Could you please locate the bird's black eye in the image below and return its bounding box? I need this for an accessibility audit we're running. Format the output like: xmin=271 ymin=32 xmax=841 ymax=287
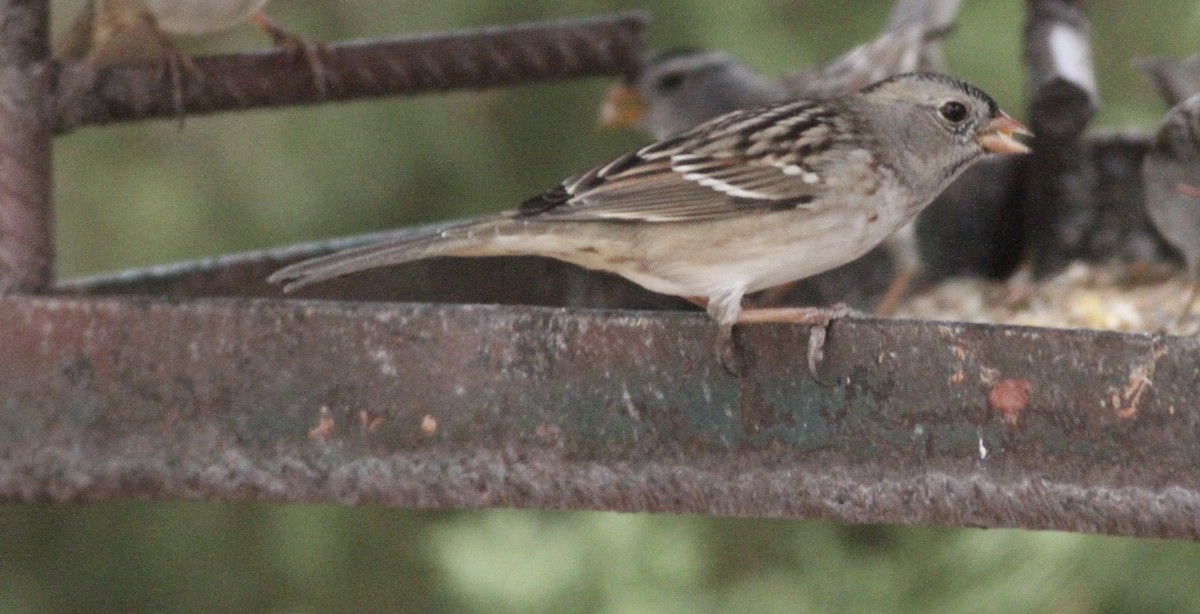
xmin=939 ymin=100 xmax=969 ymax=123
xmin=655 ymin=72 xmax=685 ymax=92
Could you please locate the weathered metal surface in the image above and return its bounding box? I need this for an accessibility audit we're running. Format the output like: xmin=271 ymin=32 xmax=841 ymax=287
xmin=0 ymin=0 xmax=53 ymax=291
xmin=1 ymin=294 xmax=1197 ymax=539
xmin=48 ymin=12 xmax=648 ymax=133
xmin=4 ymin=1 xmax=1196 ymax=542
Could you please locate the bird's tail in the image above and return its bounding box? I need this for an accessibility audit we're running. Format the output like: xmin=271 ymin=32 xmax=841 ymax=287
xmin=268 ymin=216 xmax=519 ymax=292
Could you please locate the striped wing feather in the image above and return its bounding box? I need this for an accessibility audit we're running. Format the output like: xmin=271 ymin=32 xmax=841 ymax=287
xmin=514 ymin=102 xmax=848 ymax=222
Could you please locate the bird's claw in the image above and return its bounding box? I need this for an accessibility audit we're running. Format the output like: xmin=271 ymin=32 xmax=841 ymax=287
xmin=157 ymin=43 xmax=203 ymax=127
xmin=807 ymin=324 xmax=828 ymax=383
xmin=715 ymin=323 xmax=747 ymax=375
xmin=715 ymin=302 xmax=852 ymax=382
xmin=249 ymin=11 xmax=330 ymax=97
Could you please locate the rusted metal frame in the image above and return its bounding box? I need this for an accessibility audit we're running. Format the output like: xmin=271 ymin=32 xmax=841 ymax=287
xmin=48 ymin=11 xmax=649 ymax=134
xmin=0 ymin=0 xmax=53 ymax=292
xmin=1 ymin=292 xmax=1197 ymax=540
xmin=2 ymin=8 xmax=648 ymax=289
xmin=2 ymin=1 xmax=1197 ymax=541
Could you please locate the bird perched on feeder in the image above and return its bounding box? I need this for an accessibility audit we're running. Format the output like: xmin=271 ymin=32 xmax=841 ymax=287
xmin=597 ymin=0 xmax=962 ymax=315
xmin=55 ymin=0 xmax=328 ymax=111
xmin=270 ymin=73 xmax=1031 ymax=376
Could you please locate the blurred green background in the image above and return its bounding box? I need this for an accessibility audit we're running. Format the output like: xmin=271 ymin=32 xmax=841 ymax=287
xmin=3 ymin=0 xmax=1200 ymax=612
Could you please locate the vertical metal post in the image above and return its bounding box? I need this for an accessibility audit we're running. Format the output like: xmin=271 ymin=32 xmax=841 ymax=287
xmin=0 ymin=0 xmax=53 ymax=292
xmin=1021 ymin=0 xmax=1100 ymax=275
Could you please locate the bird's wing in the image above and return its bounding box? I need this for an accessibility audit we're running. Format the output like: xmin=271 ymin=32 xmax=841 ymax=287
xmin=1135 ymin=55 xmax=1200 ymax=108
xmin=514 ymin=101 xmax=852 ymax=222
xmin=885 ymin=0 xmax=962 ymax=32
xmin=781 ymin=26 xmax=933 ymax=99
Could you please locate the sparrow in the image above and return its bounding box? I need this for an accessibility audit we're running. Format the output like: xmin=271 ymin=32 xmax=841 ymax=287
xmin=270 ymin=73 xmax=1032 ymax=376
xmin=598 ymin=4 xmax=959 ymax=316
xmin=55 ymin=0 xmax=328 ymax=111
xmin=1141 ymin=93 xmax=1200 ymax=325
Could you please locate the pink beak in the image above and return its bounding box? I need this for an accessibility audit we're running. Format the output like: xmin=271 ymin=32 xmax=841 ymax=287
xmin=975 ymin=111 xmax=1033 ymax=155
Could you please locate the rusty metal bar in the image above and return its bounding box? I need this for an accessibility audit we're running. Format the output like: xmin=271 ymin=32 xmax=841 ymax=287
xmin=48 ymin=12 xmax=648 ymax=133
xmin=2 ymin=1 xmax=1196 ymax=542
xmin=0 ymin=0 xmax=53 ymax=292
xmin=1 ymin=292 xmax=1197 ymax=540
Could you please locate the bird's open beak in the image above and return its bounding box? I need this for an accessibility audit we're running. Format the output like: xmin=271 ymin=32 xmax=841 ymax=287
xmin=598 ymin=83 xmax=647 ymax=128
xmin=975 ymin=111 xmax=1033 ymax=154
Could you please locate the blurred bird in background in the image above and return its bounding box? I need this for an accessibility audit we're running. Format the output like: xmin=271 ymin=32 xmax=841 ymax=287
xmin=55 ymin=0 xmax=328 ymax=110
xmin=1142 ymin=94 xmax=1200 ymax=325
xmin=1135 ymin=53 xmax=1200 ymax=326
xmin=598 ymin=0 xmax=963 ymax=315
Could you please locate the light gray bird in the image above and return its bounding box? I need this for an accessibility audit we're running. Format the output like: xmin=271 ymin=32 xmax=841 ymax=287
xmin=598 ymin=2 xmax=961 ymax=315
xmin=1142 ymin=93 xmax=1200 ymax=325
xmin=271 ymin=73 xmax=1031 ymax=375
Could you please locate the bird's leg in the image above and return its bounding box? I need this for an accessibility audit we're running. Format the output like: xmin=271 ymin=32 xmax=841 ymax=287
xmin=247 ymin=11 xmax=329 ymax=96
xmin=1176 ymin=279 xmax=1200 ymax=328
xmin=56 ymin=1 xmax=198 ymax=123
xmin=750 ymin=283 xmax=795 ymax=308
xmin=875 ymin=224 xmax=920 ymax=316
xmin=873 ymin=268 xmax=916 ymax=316
xmin=704 ymin=292 xmax=747 ymax=375
xmin=704 ymin=288 xmax=850 ymax=381
xmin=736 ymin=303 xmax=852 ymax=384
xmin=95 ymin=6 xmax=201 ymax=124
xmin=151 ymin=34 xmax=202 ymax=125
xmin=55 ymin=0 xmax=99 ymax=61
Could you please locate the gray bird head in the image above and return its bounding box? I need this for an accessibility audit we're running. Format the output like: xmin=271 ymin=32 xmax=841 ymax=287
xmin=599 ymin=48 xmax=788 ymax=139
xmin=852 ymin=72 xmax=1030 ymax=196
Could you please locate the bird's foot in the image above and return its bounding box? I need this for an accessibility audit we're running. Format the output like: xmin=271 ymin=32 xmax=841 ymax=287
xmin=736 ymin=303 xmax=853 ymax=384
xmin=248 ymin=11 xmax=330 ymax=96
xmin=715 ymin=323 xmax=748 ymax=375
xmin=155 ymin=39 xmax=202 ymax=126
xmin=1174 ymin=280 xmax=1200 ymax=330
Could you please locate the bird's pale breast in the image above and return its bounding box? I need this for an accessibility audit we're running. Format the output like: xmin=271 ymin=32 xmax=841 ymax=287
xmin=145 ymin=0 xmax=270 ymax=34
xmin=570 ymin=159 xmax=914 ymax=298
